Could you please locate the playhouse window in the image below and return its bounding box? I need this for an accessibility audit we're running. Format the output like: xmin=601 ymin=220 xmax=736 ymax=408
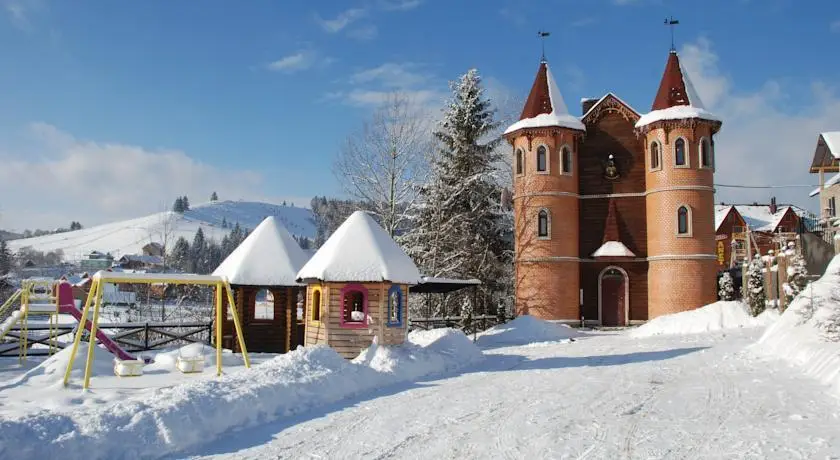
xmin=311 ymin=288 xmax=322 ymax=322
xmin=536 ymin=145 xmax=547 ymax=172
xmin=340 ymin=284 xmax=368 ymax=327
xmin=387 ymin=285 xmax=402 ymax=327
xmin=561 ymin=146 xmax=572 ymax=175
xmin=254 ymin=289 xmax=274 ymax=320
xmin=650 ymin=141 xmax=661 ymax=170
xmin=675 ymin=138 xmax=687 ymax=167
xmin=515 ymin=149 xmax=523 ymax=175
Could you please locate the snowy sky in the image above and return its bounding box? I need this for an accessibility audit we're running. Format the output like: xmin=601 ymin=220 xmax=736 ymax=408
xmin=1 ymin=0 xmax=839 ymax=230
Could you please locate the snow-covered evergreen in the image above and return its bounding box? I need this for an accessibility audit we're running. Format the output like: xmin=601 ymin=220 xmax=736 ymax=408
xmin=747 ymin=256 xmax=766 ymax=317
xmin=718 ymin=271 xmax=736 ymax=301
xmin=784 ymin=250 xmax=809 ymax=306
xmin=402 ymin=69 xmax=512 ymax=318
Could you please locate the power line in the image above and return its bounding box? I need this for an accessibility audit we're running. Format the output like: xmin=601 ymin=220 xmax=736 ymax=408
xmin=714 ymin=183 xmax=819 ymax=189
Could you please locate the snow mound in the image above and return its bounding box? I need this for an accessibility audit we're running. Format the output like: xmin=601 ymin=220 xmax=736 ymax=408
xmin=755 ymin=255 xmax=840 ymax=396
xmin=7 ymin=343 xmax=117 ymax=389
xmin=476 ymin=315 xmax=581 ymax=347
xmin=0 ymin=330 xmax=484 ymax=459
xmin=630 ymin=301 xmax=779 ymax=338
xmin=146 ymin=343 xmax=244 ymax=371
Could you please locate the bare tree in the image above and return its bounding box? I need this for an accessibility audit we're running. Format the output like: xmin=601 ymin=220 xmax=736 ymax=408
xmin=333 ymin=93 xmax=431 ymax=237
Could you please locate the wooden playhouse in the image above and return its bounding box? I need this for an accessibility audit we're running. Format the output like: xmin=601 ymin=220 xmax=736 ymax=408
xmin=296 ymin=211 xmax=422 ymax=358
xmin=212 ymin=216 xmax=310 ymax=353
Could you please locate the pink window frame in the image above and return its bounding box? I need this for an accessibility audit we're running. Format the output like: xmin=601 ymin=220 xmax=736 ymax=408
xmin=339 ymin=284 xmax=369 ymax=329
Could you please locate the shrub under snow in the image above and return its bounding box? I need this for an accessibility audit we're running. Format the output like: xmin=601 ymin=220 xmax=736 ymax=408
xmin=476 ymin=315 xmax=581 ymax=347
xmin=629 ymin=301 xmax=778 ymax=338
xmin=756 ymin=255 xmax=840 ymax=396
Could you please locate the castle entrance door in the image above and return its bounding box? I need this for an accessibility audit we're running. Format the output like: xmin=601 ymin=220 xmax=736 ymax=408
xmin=599 ymin=267 xmax=628 ymax=326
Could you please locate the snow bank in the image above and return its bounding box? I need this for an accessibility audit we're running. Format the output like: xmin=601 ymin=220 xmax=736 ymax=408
xmin=476 ymin=315 xmax=581 ymax=347
xmin=755 ymin=255 xmax=840 ymax=396
xmin=630 ymin=301 xmax=779 ymax=338
xmin=0 ymin=330 xmax=483 ymax=460
xmin=4 ymin=343 xmax=118 ymax=389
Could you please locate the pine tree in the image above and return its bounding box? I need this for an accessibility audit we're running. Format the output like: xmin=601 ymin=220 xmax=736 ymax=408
xmin=182 ymin=196 xmax=191 ymax=211
xmin=168 ymin=237 xmax=191 ymax=272
xmin=747 ymin=256 xmax=766 ymax=316
xmin=210 ymin=191 xmax=218 ymax=201
xmin=190 ymin=227 xmax=207 ymax=273
xmin=784 ymin=251 xmax=809 ymax=305
xmin=402 ymin=68 xmax=510 ymax=318
xmin=206 ymin=240 xmax=223 ymax=273
xmin=0 ymin=239 xmax=12 ymax=275
xmin=718 ymin=271 xmax=736 ymax=301
xmin=221 ymin=217 xmax=228 ymax=229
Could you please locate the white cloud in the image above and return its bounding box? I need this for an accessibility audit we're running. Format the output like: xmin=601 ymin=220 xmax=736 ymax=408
xmin=343 ymin=89 xmax=442 ymax=107
xmin=0 ymin=123 xmax=268 ymax=230
xmin=831 ymin=20 xmax=840 ymax=33
xmin=379 ymin=0 xmax=422 ymax=11
xmin=3 ymin=0 xmax=43 ymax=30
xmin=349 ymin=62 xmax=431 ymax=88
xmin=347 ymin=24 xmax=378 ymax=41
xmin=267 ymin=50 xmax=329 ymax=73
xmin=315 ymin=8 xmax=367 ymax=33
xmin=678 ymin=38 xmax=840 ymax=211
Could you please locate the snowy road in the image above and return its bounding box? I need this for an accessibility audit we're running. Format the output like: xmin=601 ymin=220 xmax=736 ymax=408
xmin=188 ymin=330 xmax=840 ymax=459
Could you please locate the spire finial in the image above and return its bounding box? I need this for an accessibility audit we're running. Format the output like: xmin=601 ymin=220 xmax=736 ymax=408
xmin=664 ymin=16 xmax=679 ymax=52
xmin=537 ymin=30 xmax=550 ymax=62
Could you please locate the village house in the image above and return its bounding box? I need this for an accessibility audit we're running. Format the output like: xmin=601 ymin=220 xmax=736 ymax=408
xmin=809 ymin=131 xmax=839 ymax=241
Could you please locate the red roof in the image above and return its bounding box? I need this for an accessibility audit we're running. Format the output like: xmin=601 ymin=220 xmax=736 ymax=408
xmin=519 ymin=62 xmax=553 ymax=120
xmin=652 ymin=51 xmax=691 ymax=111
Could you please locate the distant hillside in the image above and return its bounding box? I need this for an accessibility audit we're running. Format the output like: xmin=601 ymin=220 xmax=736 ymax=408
xmin=0 ymin=230 xmax=22 ymax=241
xmin=7 ymin=200 xmax=316 ymax=262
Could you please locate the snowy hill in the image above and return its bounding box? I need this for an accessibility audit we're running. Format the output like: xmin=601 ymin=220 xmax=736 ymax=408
xmin=7 ymin=200 xmax=315 ymax=262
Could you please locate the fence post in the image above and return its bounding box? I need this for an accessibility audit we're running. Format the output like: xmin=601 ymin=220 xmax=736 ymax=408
xmin=144 ymin=322 xmax=150 ymax=350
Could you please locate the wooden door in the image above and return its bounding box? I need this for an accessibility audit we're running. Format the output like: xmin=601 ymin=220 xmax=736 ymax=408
xmin=600 ymin=268 xmax=627 ymax=326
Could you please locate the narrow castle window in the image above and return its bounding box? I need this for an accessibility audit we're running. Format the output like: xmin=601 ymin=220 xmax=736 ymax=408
xmin=311 ymin=288 xmax=322 ymax=323
xmin=515 ymin=149 xmax=523 ymax=175
xmin=677 ymin=206 xmax=691 ymax=235
xmin=675 ymin=138 xmax=687 ymax=167
xmin=700 ymin=138 xmax=713 ymax=168
xmin=538 ymin=209 xmax=550 ymax=238
xmin=537 ymin=146 xmax=547 ymax=172
xmin=650 ymin=141 xmax=661 ymax=170
xmin=561 ymin=146 xmax=572 ymax=175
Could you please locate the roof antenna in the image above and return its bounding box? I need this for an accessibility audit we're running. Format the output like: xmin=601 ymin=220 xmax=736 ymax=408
xmin=664 ymin=16 xmax=679 ymax=52
xmin=538 ymin=30 xmax=550 ymax=63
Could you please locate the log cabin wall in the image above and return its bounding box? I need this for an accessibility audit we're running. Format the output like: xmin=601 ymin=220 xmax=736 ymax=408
xmin=220 ymin=285 xmax=298 ymax=353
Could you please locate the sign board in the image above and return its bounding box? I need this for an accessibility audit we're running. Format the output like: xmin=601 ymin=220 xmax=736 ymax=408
xmin=717 ymin=241 xmax=726 ymax=265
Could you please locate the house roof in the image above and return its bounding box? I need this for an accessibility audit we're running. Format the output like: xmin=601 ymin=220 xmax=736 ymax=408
xmin=296 ymin=211 xmax=421 ymax=284
xmin=117 ymin=254 xmax=163 ymax=264
xmin=580 ymin=92 xmax=640 ymax=122
xmin=504 ymin=60 xmax=585 ymax=135
xmin=809 ymin=132 xmax=840 ymax=173
xmin=635 ymin=50 xmax=721 ymax=130
xmin=212 ymin=216 xmax=309 ymax=286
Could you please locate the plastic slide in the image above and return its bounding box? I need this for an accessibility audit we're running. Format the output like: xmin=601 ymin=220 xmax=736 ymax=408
xmin=56 ymin=282 xmax=136 ymax=362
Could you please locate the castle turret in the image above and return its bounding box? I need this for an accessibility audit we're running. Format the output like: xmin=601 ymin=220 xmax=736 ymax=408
xmin=636 ymin=50 xmax=722 ymax=318
xmin=504 ymin=60 xmax=585 ymax=321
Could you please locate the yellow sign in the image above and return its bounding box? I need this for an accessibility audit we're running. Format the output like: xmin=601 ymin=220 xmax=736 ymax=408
xmin=717 ymin=241 xmax=725 ymax=265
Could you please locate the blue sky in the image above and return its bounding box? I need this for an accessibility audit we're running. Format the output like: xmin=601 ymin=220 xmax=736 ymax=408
xmin=1 ymin=0 xmax=839 ymax=230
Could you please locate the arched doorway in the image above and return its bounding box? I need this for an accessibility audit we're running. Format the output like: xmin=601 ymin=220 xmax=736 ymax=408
xmin=599 ymin=266 xmax=629 ymax=326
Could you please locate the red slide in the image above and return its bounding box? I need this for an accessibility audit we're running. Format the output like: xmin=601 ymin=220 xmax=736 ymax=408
xmin=57 ymin=282 xmax=137 ymax=361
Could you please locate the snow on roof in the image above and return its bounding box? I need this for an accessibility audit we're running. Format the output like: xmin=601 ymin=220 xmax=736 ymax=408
xmin=825 ymin=171 xmax=840 ymax=188
xmin=92 ymin=271 xmax=223 ymax=284
xmin=810 ymin=187 xmax=822 ymax=197
xmin=581 ymin=92 xmax=640 ymax=120
xmin=734 ymin=205 xmax=801 ymax=232
xmin=296 ymin=211 xmax=421 ymax=284
xmin=212 ymin=216 xmax=309 ymax=286
xmin=635 ymin=105 xmax=721 ymax=129
xmin=715 ymin=205 xmax=734 ymax=231
xmin=821 ymin=131 xmax=840 ymax=158
xmin=504 ymin=62 xmax=585 ymax=135
xmin=592 ymin=241 xmax=636 ymax=258
xmin=419 ymin=276 xmax=481 ymax=285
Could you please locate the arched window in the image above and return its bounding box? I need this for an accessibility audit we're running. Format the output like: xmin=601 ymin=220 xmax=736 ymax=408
xmin=700 ymin=137 xmax=713 ymax=168
xmin=536 ymin=145 xmax=547 ymax=172
xmin=310 ymin=287 xmax=322 ymax=323
xmin=254 ymin=289 xmax=274 ymax=320
xmin=340 ymin=284 xmax=368 ymax=328
xmin=561 ymin=146 xmax=572 ymax=175
xmin=515 ymin=149 xmax=524 ymax=175
xmin=387 ymin=285 xmax=403 ymax=327
xmin=650 ymin=141 xmax=661 ymax=171
xmin=677 ymin=206 xmax=691 ymax=236
xmin=537 ymin=209 xmax=550 ymax=239
xmin=675 ymin=138 xmax=687 ymax=167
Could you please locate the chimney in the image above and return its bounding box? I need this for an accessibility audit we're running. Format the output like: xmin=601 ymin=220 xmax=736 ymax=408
xmin=769 ymin=196 xmax=777 ymax=214
xmin=581 ymin=98 xmax=598 ymax=115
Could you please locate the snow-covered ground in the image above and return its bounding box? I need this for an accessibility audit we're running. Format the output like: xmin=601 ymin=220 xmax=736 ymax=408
xmin=7 ymin=200 xmax=315 ymax=260
xmin=630 ymin=300 xmax=779 ymax=338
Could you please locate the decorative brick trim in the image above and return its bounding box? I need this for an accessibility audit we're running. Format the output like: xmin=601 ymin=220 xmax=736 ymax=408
xmin=647 ymin=254 xmax=717 ymax=261
xmin=521 ymin=254 xmax=716 ymax=262
xmin=513 ymin=185 xmax=715 ymax=201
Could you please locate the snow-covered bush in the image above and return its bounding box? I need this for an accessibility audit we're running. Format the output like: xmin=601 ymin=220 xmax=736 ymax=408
xmin=718 ymin=272 xmax=736 ymax=301
xmin=747 ymin=255 xmax=766 ymax=317
xmin=784 ymin=251 xmax=809 ymax=306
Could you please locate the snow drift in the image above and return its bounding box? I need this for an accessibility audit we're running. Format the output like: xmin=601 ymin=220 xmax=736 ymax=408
xmin=755 ymin=255 xmax=840 ymax=396
xmin=0 ymin=329 xmax=483 ymax=460
xmin=476 ymin=315 xmax=581 ymax=347
xmin=630 ymin=301 xmax=779 ymax=338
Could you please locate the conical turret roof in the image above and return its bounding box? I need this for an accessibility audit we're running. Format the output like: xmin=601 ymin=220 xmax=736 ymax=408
xmin=296 ymin=211 xmax=421 ymax=284
xmin=504 ymin=61 xmax=585 ymax=135
xmin=212 ymin=216 xmax=309 ymax=286
xmin=635 ymin=50 xmax=721 ymax=129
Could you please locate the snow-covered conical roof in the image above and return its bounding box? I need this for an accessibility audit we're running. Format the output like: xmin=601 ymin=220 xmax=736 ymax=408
xmin=635 ymin=50 xmax=721 ymax=129
xmin=504 ymin=61 xmax=585 ymax=135
xmin=296 ymin=211 xmax=421 ymax=284
xmin=212 ymin=216 xmax=309 ymax=286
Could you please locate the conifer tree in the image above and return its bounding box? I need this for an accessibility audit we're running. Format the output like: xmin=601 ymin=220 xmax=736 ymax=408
xmin=402 ymin=68 xmax=510 ymax=317
xmin=168 ymin=237 xmax=191 ymax=272
xmin=210 ymin=191 xmax=218 ymax=201
xmin=182 ymin=196 xmax=191 ymax=211
xmin=747 ymin=256 xmax=766 ymax=316
xmin=190 ymin=227 xmax=207 ymax=273
xmin=784 ymin=251 xmax=809 ymax=305
xmin=718 ymin=271 xmax=736 ymax=301
xmin=172 ymin=197 xmax=184 ymax=213
xmin=0 ymin=239 xmax=12 ymax=275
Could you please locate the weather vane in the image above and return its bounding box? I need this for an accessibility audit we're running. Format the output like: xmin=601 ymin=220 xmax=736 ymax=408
xmin=537 ymin=30 xmax=550 ymax=62
xmin=664 ymin=16 xmax=679 ymax=51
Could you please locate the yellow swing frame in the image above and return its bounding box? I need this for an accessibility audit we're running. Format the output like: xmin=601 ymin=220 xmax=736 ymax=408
xmin=62 ymin=271 xmax=250 ymax=389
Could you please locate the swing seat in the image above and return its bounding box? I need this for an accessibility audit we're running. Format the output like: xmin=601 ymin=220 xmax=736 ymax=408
xmin=114 ymin=358 xmax=144 ymax=377
xmin=176 ymin=355 xmax=204 ymax=374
